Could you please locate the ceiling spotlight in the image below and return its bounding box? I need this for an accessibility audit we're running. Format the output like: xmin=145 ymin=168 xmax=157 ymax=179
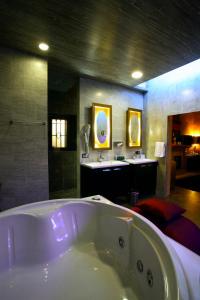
xmin=131 ymin=70 xmax=143 ymax=79
xmin=38 ymin=43 xmax=49 ymax=51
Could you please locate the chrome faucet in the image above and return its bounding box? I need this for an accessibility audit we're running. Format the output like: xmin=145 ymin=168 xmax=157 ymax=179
xmin=135 ymin=150 xmax=141 ymax=159
xmin=98 ymin=151 xmax=105 ymax=162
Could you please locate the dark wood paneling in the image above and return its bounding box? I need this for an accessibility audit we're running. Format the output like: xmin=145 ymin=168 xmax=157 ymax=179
xmin=1 ymin=0 xmax=200 ymax=86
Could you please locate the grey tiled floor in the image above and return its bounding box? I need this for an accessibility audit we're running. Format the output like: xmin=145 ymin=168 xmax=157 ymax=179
xmin=123 ymin=186 xmax=200 ymax=228
xmin=166 ymin=186 xmax=200 ymax=227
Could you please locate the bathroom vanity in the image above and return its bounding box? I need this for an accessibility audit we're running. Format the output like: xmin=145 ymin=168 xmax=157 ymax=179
xmin=126 ymin=159 xmax=158 ymax=199
xmin=81 ymin=159 xmax=158 ymax=202
xmin=81 ymin=161 xmax=129 ymax=202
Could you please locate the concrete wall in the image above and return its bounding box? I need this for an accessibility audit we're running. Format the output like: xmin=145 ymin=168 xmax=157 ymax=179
xmin=0 ymin=47 xmax=48 ymax=209
xmin=79 ymin=77 xmax=144 ymax=162
xmin=144 ymin=59 xmax=200 ymax=196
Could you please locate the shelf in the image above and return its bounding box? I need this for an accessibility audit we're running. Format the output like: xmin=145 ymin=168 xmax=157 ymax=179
xmin=171 ymin=144 xmax=188 ymax=148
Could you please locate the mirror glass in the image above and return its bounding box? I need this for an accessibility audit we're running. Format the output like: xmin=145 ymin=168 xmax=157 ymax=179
xmin=130 ymin=114 xmax=139 ymax=144
xmin=97 ymin=111 xmax=107 ymax=143
xmin=127 ymin=108 xmax=142 ymax=148
xmin=92 ymin=103 xmax=112 ymax=149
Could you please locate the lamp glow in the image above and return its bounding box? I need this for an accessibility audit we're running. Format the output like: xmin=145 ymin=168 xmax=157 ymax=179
xmin=131 ymin=70 xmax=143 ymax=79
xmin=38 ymin=43 xmax=49 ymax=51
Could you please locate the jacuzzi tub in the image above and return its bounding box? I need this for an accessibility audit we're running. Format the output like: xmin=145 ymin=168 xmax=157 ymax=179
xmin=0 ymin=196 xmax=199 ymax=300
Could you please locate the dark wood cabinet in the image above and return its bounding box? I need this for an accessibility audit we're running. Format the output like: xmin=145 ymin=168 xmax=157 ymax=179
xmin=129 ymin=162 xmax=158 ymax=198
xmin=186 ymin=155 xmax=200 ymax=171
xmin=81 ymin=161 xmax=158 ymax=202
xmin=81 ymin=165 xmax=129 ymax=202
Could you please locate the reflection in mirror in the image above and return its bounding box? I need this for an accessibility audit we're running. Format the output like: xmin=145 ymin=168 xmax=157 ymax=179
xmin=127 ymin=108 xmax=142 ymax=148
xmin=92 ymin=103 xmax=112 ymax=149
xmin=130 ymin=114 xmax=139 ymax=144
xmin=97 ymin=111 xmax=107 ymax=144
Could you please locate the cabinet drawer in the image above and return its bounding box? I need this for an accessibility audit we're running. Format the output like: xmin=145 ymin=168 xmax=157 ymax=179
xmin=80 ymin=165 xmax=129 ymax=201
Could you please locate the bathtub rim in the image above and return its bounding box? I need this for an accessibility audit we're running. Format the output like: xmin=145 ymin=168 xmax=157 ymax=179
xmin=0 ymin=197 xmax=190 ymax=300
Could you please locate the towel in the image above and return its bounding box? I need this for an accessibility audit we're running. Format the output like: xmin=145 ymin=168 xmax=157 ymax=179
xmin=155 ymin=142 xmax=165 ymax=157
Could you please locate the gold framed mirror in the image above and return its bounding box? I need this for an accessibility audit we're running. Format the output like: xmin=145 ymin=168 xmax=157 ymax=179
xmin=126 ymin=108 xmax=142 ymax=148
xmin=92 ymin=103 xmax=112 ymax=150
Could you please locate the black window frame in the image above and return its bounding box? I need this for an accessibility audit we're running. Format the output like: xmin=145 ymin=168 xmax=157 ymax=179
xmin=48 ymin=114 xmax=77 ymax=151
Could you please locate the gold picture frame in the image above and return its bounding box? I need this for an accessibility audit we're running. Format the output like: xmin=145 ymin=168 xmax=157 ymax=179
xmin=126 ymin=108 xmax=142 ymax=148
xmin=92 ymin=103 xmax=112 ymax=150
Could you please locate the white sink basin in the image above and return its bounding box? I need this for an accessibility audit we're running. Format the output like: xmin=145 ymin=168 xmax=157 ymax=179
xmin=125 ymin=158 xmax=157 ymax=164
xmin=81 ymin=160 xmax=129 ymax=169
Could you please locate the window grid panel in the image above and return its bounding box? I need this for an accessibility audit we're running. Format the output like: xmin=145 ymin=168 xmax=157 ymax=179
xmin=51 ymin=119 xmax=67 ymax=148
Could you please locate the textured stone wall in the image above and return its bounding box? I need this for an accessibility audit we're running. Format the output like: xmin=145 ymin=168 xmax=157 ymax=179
xmin=144 ymin=59 xmax=200 ymax=196
xmin=0 ymin=47 xmax=48 ymax=209
xmin=79 ymin=78 xmax=144 ymax=162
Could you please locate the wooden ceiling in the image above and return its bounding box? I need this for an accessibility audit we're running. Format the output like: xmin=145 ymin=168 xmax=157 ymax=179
xmin=1 ymin=0 xmax=200 ymax=87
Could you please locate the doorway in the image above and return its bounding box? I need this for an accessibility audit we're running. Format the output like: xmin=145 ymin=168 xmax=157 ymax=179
xmin=48 ymin=66 xmax=79 ymax=199
xmin=168 ymin=111 xmax=200 ymax=192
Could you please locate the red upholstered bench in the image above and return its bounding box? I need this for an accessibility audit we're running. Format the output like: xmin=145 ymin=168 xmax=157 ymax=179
xmin=131 ymin=198 xmax=200 ymax=256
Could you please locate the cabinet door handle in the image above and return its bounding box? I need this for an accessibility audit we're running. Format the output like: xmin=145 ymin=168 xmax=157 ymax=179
xmin=113 ymin=168 xmax=121 ymax=171
xmin=102 ymin=169 xmax=111 ymax=172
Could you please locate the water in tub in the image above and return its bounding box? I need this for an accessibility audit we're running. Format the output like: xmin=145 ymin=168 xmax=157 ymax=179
xmin=1 ymin=242 xmax=139 ymax=300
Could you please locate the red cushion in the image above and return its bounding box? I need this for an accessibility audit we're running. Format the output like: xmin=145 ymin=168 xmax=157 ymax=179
xmin=163 ymin=216 xmax=200 ymax=255
xmin=131 ymin=207 xmax=142 ymax=214
xmin=136 ymin=198 xmax=185 ymax=222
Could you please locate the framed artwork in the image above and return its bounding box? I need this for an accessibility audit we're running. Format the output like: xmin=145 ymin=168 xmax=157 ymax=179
xmin=126 ymin=108 xmax=142 ymax=148
xmin=92 ymin=103 xmax=112 ymax=150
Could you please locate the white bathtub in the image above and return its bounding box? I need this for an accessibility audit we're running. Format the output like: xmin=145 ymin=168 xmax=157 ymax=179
xmin=0 ymin=196 xmax=199 ymax=300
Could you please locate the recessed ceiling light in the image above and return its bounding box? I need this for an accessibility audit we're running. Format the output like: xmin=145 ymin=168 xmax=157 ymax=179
xmin=38 ymin=43 xmax=49 ymax=51
xmin=131 ymin=70 xmax=143 ymax=79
